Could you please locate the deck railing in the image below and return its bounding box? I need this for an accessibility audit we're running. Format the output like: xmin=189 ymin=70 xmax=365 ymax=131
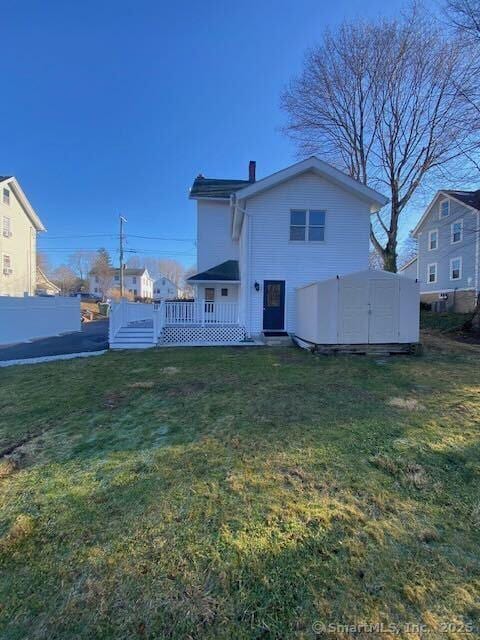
xmin=163 ymin=301 xmax=239 ymax=326
xmin=110 ymin=299 xmax=240 ymax=344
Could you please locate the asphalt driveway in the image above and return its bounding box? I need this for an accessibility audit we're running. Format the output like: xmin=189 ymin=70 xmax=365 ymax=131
xmin=0 ymin=319 xmax=109 ymax=362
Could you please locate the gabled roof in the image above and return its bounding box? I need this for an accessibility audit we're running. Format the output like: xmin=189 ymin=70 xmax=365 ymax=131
xmin=443 ymin=189 xmax=480 ymax=210
xmin=190 ymin=177 xmax=251 ymax=200
xmin=187 ymin=260 xmax=240 ymax=282
xmin=0 ymin=176 xmax=46 ymax=232
xmin=398 ymin=256 xmax=417 ymax=271
xmin=411 ymin=189 xmax=480 ymax=237
xmin=233 ymin=157 xmax=388 ymax=212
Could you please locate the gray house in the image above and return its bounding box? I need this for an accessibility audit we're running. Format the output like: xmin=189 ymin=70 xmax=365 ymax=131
xmin=409 ymin=190 xmax=480 ymax=312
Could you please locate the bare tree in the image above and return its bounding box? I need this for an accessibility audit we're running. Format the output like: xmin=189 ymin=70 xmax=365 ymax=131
xmin=51 ymin=265 xmax=77 ymax=295
xmin=445 ymin=0 xmax=480 ymax=39
xmin=281 ymin=5 xmax=480 ymax=271
xmin=398 ymin=234 xmax=418 ymax=269
xmin=36 ymin=251 xmax=51 ymax=275
xmin=91 ymin=249 xmax=113 ymax=300
xmin=69 ymin=250 xmax=95 ymax=285
xmin=369 ymin=248 xmax=384 ymax=271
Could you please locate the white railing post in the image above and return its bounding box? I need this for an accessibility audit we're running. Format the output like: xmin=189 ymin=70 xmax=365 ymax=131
xmin=201 ymin=300 xmax=205 ymax=327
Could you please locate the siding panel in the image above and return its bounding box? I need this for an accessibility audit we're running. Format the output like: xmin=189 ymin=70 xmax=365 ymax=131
xmin=244 ymin=171 xmax=371 ymax=335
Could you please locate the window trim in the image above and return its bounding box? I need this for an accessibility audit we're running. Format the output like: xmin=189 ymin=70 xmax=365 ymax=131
xmin=2 ymin=188 xmax=10 ymax=206
xmin=449 ymin=256 xmax=462 ymax=281
xmin=450 ymin=219 xmax=463 ymax=244
xmin=428 ymin=228 xmax=438 ymax=251
xmin=427 ymin=262 xmax=437 ymax=284
xmin=439 ymin=198 xmax=450 ymax=219
xmin=2 ymin=253 xmax=12 ymax=275
xmin=289 ymin=209 xmax=326 ymax=243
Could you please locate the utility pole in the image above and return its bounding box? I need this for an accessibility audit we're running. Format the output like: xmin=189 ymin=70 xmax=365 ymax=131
xmin=119 ymin=215 xmax=127 ymax=298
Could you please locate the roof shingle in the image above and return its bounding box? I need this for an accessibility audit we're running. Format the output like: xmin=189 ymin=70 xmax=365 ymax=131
xmin=190 ymin=177 xmax=250 ymax=199
xmin=444 ymin=189 xmax=480 ymax=210
xmin=187 ymin=260 xmax=239 ymax=282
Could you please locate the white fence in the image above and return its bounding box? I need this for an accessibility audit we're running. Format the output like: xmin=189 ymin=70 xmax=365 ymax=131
xmin=0 ymin=295 xmax=81 ymax=346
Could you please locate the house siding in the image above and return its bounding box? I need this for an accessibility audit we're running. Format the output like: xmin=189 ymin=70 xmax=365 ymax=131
xmin=0 ymin=185 xmax=37 ymax=297
xmin=399 ymin=260 xmax=418 ymax=280
xmin=243 ymin=171 xmax=371 ymax=335
xmin=417 ymin=196 xmax=477 ymax=295
xmin=197 ymin=200 xmax=238 ymax=272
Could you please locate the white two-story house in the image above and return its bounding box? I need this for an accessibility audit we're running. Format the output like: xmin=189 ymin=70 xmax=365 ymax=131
xmin=0 ymin=176 xmax=46 ymax=297
xmin=153 ymin=275 xmax=178 ymax=301
xmin=89 ymin=267 xmax=154 ymax=300
xmin=187 ymin=157 xmax=388 ymax=339
xmin=404 ymin=190 xmax=480 ymax=312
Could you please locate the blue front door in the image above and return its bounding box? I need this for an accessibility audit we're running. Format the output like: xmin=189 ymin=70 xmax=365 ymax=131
xmin=263 ymin=280 xmax=285 ymax=331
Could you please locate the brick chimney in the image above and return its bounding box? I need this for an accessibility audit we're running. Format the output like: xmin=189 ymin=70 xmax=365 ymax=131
xmin=248 ymin=160 xmax=256 ymax=183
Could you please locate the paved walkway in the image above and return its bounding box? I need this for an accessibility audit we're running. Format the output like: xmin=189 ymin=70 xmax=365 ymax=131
xmin=0 ymin=320 xmax=109 ymax=361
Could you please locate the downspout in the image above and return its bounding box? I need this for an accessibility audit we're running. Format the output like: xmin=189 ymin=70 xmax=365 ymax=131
xmin=231 ymin=196 xmax=252 ymax=338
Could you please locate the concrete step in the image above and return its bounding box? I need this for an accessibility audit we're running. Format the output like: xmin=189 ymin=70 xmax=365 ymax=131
xmin=262 ymin=334 xmax=293 ymax=346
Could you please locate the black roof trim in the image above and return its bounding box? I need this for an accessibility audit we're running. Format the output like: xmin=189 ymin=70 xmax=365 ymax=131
xmin=187 ymin=260 xmax=239 ymax=282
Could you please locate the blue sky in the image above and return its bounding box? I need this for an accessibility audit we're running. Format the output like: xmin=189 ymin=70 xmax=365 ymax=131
xmin=1 ymin=0 xmax=412 ymax=269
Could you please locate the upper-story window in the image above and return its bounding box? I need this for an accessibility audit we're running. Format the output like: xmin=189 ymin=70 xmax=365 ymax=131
xmin=440 ymin=199 xmax=449 ymax=218
xmin=290 ymin=210 xmax=326 ymax=242
xmin=132 ymin=276 xmax=137 ymax=284
xmin=114 ymin=274 xmax=119 ymax=282
xmin=2 ymin=188 xmax=10 ymax=206
xmin=451 ymin=220 xmax=463 ymax=244
xmin=2 ymin=216 xmax=11 ymax=238
xmin=428 ymin=262 xmax=437 ymax=283
xmin=428 ymin=229 xmax=438 ymax=250
xmin=450 ymin=257 xmax=462 ymax=280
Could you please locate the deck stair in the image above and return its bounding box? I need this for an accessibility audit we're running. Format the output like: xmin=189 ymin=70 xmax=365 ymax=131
xmin=110 ymin=320 xmax=155 ymax=350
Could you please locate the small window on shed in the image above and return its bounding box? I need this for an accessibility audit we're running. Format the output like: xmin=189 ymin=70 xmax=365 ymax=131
xmin=221 ymin=288 xmax=228 ymax=297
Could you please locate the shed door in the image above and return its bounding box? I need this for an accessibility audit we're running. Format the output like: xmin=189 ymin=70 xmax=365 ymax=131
xmin=338 ymin=280 xmax=369 ymax=343
xmin=368 ymin=279 xmax=399 ymax=343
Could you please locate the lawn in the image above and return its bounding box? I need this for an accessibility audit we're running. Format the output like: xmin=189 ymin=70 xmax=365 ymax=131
xmin=0 ymin=339 xmax=479 ymax=639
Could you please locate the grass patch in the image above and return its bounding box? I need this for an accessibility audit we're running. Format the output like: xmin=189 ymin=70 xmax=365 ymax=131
xmin=420 ymin=311 xmax=471 ymax=332
xmin=0 ymin=343 xmax=479 ymax=638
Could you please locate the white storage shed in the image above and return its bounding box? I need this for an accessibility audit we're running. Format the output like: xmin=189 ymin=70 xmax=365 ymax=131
xmin=296 ymin=270 xmax=419 ymax=346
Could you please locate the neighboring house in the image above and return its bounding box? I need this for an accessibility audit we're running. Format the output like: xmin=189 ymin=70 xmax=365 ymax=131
xmin=0 ymin=176 xmax=46 ymax=297
xmin=89 ymin=267 xmax=154 ymax=300
xmin=153 ymin=275 xmax=178 ymax=301
xmin=36 ymin=267 xmax=60 ymax=296
xmin=187 ymin=157 xmax=388 ymax=338
xmin=398 ymin=256 xmax=418 ymax=280
xmin=411 ymin=189 xmax=480 ymax=312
